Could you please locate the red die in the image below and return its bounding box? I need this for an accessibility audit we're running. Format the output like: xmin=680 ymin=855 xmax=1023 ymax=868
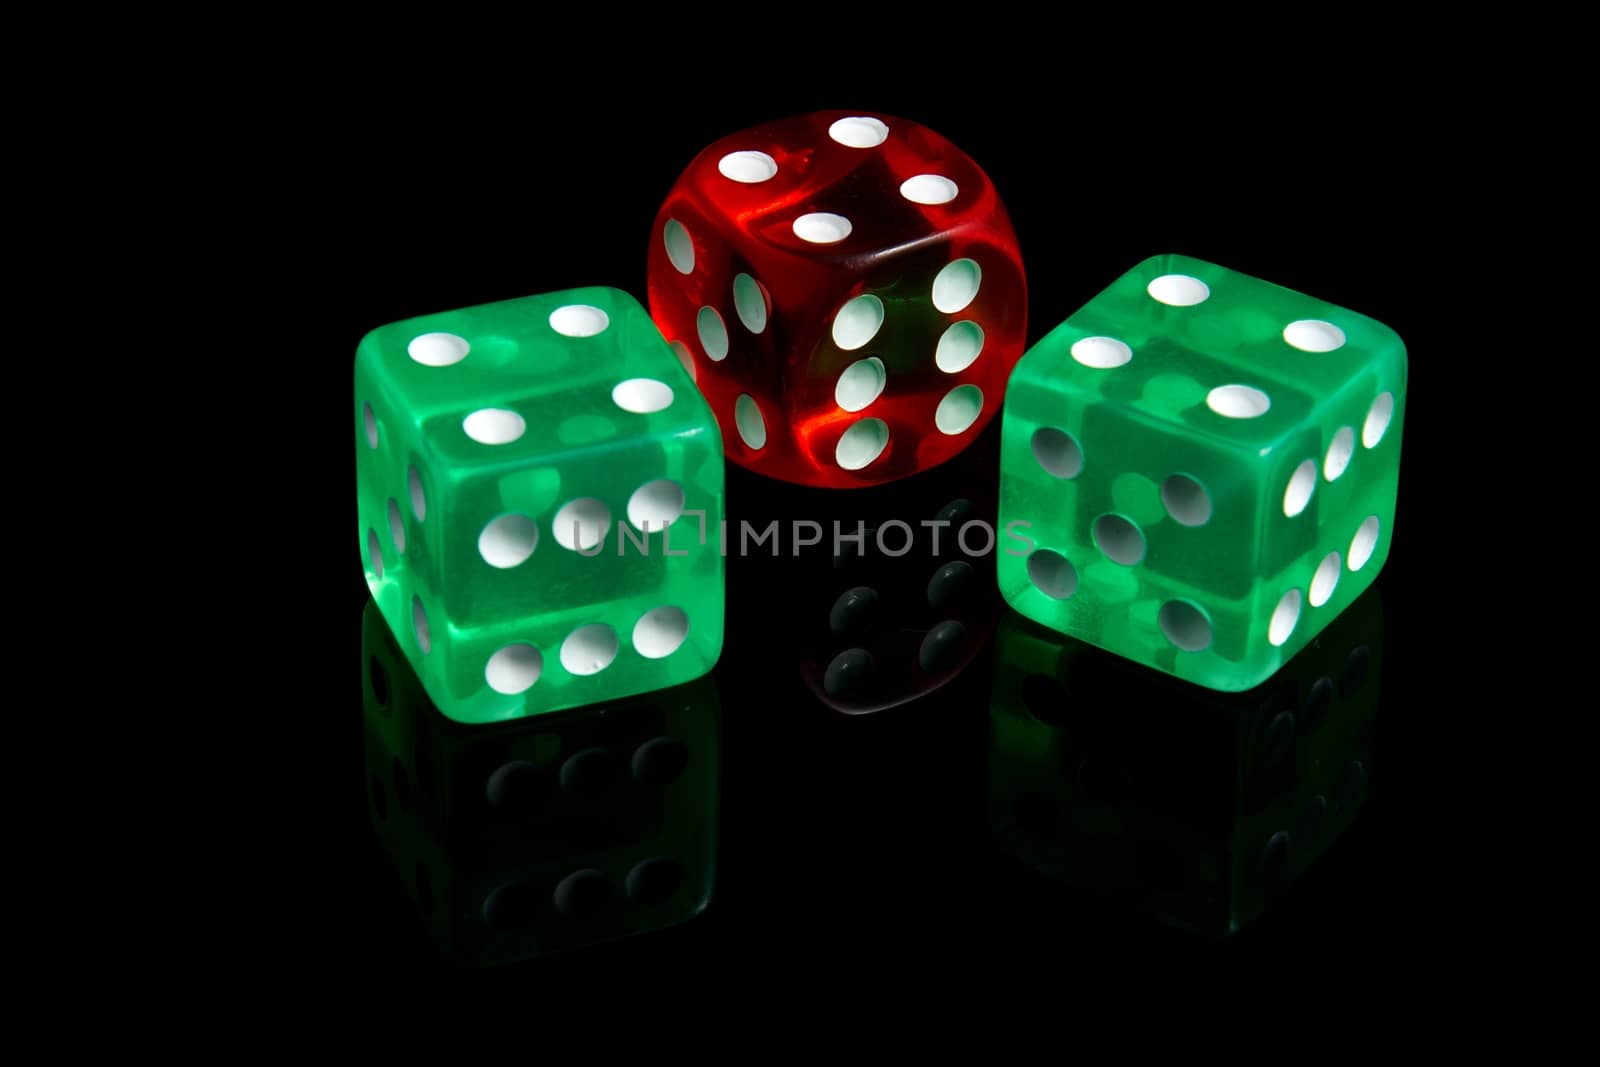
xmin=647 ymin=111 xmax=1027 ymax=488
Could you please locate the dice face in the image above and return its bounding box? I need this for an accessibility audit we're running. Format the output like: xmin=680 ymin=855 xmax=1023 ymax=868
xmin=363 ymin=599 xmax=719 ymax=965
xmin=998 ymin=255 xmax=1404 ymax=692
xmin=355 ymin=287 xmax=725 ymax=723
xmin=989 ymin=586 xmax=1381 ymax=936
xmin=647 ymin=111 xmax=1027 ymax=487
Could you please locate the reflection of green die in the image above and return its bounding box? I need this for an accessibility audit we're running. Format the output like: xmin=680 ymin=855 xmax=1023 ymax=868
xmin=355 ymin=287 xmax=724 ymax=723
xmin=998 ymin=255 xmax=1403 ymax=691
xmin=988 ymin=585 xmax=1381 ymax=936
xmin=363 ymin=600 xmax=719 ymax=966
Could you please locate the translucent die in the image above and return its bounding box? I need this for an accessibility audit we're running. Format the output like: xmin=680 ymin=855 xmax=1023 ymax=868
xmin=997 ymin=255 xmax=1404 ymax=691
xmin=648 ymin=111 xmax=1027 ymax=488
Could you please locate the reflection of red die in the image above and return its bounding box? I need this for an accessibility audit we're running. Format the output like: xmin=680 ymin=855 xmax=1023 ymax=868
xmin=801 ymin=496 xmax=1002 ymax=715
xmin=722 ymin=424 xmax=1004 ymax=715
xmin=647 ymin=111 xmax=1027 ymax=488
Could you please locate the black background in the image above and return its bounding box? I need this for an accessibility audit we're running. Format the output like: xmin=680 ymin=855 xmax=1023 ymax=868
xmin=289 ymin=73 xmax=1460 ymax=993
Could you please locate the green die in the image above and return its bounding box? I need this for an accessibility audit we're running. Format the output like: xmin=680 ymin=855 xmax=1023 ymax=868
xmin=998 ymin=255 xmax=1404 ymax=691
xmin=355 ymin=287 xmax=724 ymax=723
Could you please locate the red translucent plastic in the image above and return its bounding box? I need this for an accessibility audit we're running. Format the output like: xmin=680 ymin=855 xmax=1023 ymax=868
xmin=647 ymin=110 xmax=1026 ymax=488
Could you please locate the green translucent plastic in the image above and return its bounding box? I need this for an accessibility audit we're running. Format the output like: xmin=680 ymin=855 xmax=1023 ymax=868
xmin=355 ymin=287 xmax=724 ymax=723
xmin=997 ymin=255 xmax=1404 ymax=691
